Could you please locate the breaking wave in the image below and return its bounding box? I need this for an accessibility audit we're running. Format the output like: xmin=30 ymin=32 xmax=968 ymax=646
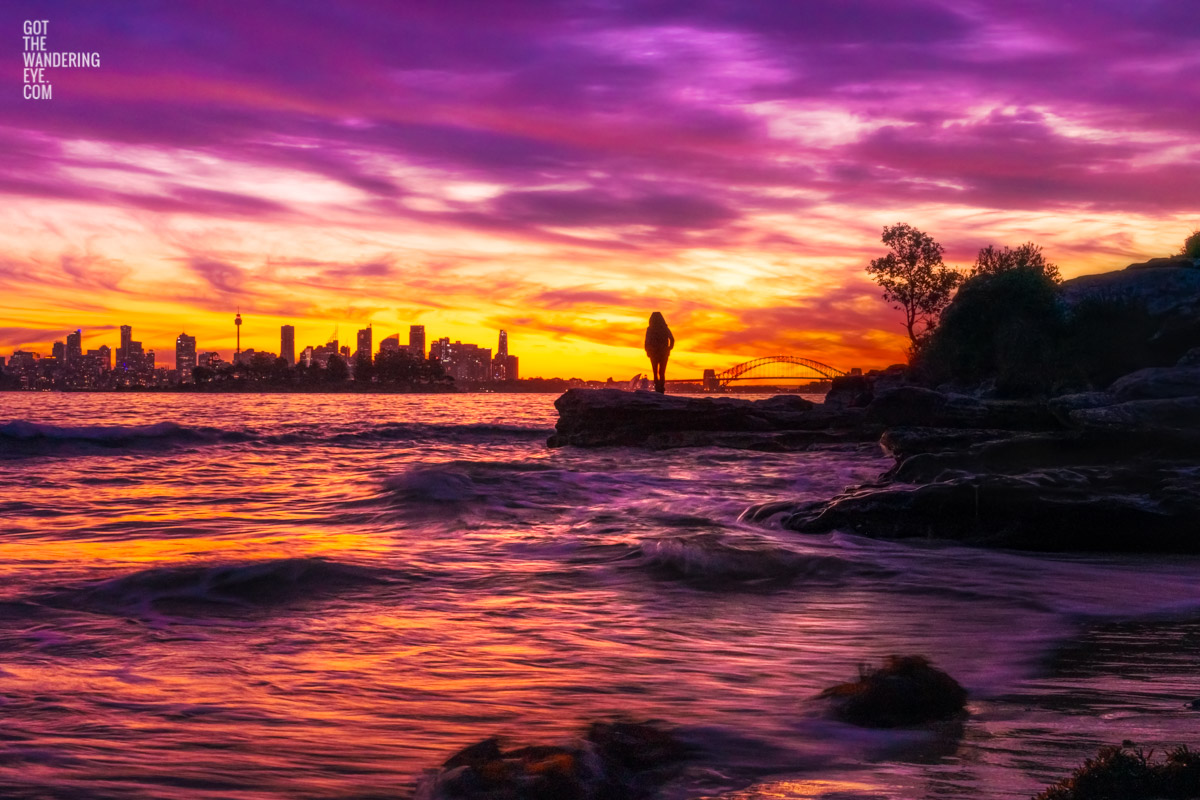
xmin=40 ymin=557 xmax=402 ymax=617
xmin=636 ymin=534 xmax=855 ymax=590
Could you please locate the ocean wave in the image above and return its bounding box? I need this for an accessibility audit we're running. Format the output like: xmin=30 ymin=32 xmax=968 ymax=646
xmin=637 ymin=534 xmax=851 ymax=590
xmin=39 ymin=557 xmax=402 ymax=617
xmin=383 ymin=466 xmax=482 ymax=503
xmin=0 ymin=418 xmax=548 ymax=458
xmin=0 ymin=419 xmax=248 ymax=455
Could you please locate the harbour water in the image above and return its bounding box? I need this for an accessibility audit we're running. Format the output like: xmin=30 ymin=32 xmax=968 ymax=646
xmin=1 ymin=393 xmax=1198 ymax=799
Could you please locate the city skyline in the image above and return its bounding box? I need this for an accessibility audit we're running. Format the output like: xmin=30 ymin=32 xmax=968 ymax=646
xmin=2 ymin=2 xmax=1196 ymax=380
xmin=2 ymin=314 xmax=524 ymax=388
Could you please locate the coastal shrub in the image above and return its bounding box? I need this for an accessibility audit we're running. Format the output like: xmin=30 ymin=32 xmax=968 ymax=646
xmin=1035 ymin=744 xmax=1200 ymax=800
xmin=1181 ymin=229 xmax=1200 ymax=259
xmin=918 ymin=266 xmax=1064 ymax=395
xmin=971 ymin=242 xmax=1061 ymax=283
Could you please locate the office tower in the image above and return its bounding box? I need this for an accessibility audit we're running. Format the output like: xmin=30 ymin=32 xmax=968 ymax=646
xmin=234 ymin=310 xmax=242 ymax=357
xmin=176 ymin=332 xmax=197 ymax=379
xmin=429 ymin=336 xmax=449 ymax=364
xmin=505 ymin=355 xmax=519 ymax=381
xmin=409 ymin=325 xmax=426 ymax=360
xmin=281 ymin=325 xmax=295 ymax=366
xmin=493 ymin=330 xmax=510 ymax=380
xmin=51 ymin=341 xmax=65 ymax=361
xmin=66 ymin=329 xmax=82 ymax=364
xmin=85 ymin=345 xmax=111 ymax=371
xmin=118 ymin=325 xmax=132 ymax=369
xmin=378 ymin=334 xmax=400 ymax=356
xmin=356 ymin=326 xmax=372 ymax=360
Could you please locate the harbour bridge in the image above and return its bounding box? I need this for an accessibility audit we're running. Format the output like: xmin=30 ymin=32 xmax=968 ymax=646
xmin=630 ymin=355 xmax=847 ymax=391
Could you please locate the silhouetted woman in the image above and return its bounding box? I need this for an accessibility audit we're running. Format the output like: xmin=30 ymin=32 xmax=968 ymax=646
xmin=644 ymin=311 xmax=675 ymax=393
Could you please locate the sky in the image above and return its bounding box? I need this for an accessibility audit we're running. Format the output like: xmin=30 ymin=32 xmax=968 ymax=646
xmin=2 ymin=0 xmax=1197 ymax=380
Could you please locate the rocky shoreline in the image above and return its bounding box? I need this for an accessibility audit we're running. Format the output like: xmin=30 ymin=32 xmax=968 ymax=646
xmin=548 ymin=260 xmax=1200 ymax=553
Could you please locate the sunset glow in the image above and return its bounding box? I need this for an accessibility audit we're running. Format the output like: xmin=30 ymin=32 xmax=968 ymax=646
xmin=3 ymin=1 xmax=1197 ymax=378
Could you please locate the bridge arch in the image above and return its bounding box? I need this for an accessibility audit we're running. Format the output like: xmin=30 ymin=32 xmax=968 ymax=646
xmin=714 ymin=356 xmax=844 ymax=385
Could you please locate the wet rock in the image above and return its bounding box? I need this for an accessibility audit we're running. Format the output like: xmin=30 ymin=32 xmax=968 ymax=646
xmin=824 ymin=365 xmax=909 ymax=409
xmin=1034 ymin=743 xmax=1200 ymax=800
xmin=777 ymin=465 xmax=1200 ymax=552
xmin=865 ymin=386 xmax=1058 ymax=430
xmin=1108 ymin=366 xmax=1200 ymax=401
xmin=1048 ymin=392 xmax=1116 ymax=425
xmin=547 ymin=388 xmax=874 ymax=449
xmin=419 ymin=721 xmax=687 ymax=800
xmin=1069 ymin=397 xmax=1200 ymax=434
xmin=818 ymin=655 xmax=967 ymax=728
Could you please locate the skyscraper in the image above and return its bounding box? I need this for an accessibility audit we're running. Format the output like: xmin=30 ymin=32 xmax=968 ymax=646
xmin=356 ymin=325 xmax=372 ymax=360
xmin=281 ymin=325 xmax=295 ymax=366
xmin=66 ymin=329 xmax=82 ymax=364
xmin=497 ymin=330 xmax=508 ymax=359
xmin=409 ymin=325 xmax=425 ymax=360
xmin=378 ymin=334 xmax=400 ymax=356
xmin=176 ymin=332 xmax=197 ymax=380
xmin=118 ymin=325 xmax=132 ymax=369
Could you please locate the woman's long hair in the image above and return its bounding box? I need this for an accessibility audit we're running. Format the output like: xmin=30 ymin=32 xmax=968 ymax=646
xmin=647 ymin=311 xmax=668 ymax=333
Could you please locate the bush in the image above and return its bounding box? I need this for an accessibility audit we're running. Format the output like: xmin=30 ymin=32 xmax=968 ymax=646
xmin=1181 ymin=229 xmax=1200 ymax=259
xmin=918 ymin=266 xmax=1064 ymax=395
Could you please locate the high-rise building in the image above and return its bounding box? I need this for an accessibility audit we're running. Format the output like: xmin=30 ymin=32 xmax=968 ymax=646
xmin=66 ymin=329 xmax=82 ymax=364
xmin=234 ymin=310 xmax=242 ymax=358
xmin=117 ymin=325 xmax=132 ymax=370
xmin=86 ymin=345 xmax=111 ymax=371
xmin=493 ymin=330 xmax=511 ymax=380
xmin=409 ymin=325 xmax=426 ymax=360
xmin=356 ymin=326 xmax=372 ymax=360
xmin=504 ymin=355 xmax=519 ymax=381
xmin=378 ymin=334 xmax=401 ymax=356
xmin=436 ymin=340 xmax=491 ymax=381
xmin=51 ymin=341 xmax=65 ymax=361
xmin=281 ymin=325 xmax=295 ymax=366
xmin=175 ymin=332 xmax=197 ymax=380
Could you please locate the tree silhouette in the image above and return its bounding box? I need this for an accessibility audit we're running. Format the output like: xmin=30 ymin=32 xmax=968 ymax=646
xmin=971 ymin=242 xmax=1060 ymax=282
xmin=866 ymin=223 xmax=962 ymax=349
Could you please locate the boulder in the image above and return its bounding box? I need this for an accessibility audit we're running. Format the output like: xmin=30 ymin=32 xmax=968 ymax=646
xmin=775 ymin=464 xmax=1200 ymax=552
xmin=1108 ymin=366 xmax=1200 ymax=401
xmin=1069 ymin=397 xmax=1200 ymax=435
xmin=823 ymin=364 xmax=908 ymax=409
xmin=865 ymin=386 xmax=1058 ymax=431
xmin=818 ymin=655 xmax=967 ymax=728
xmin=419 ymin=721 xmax=686 ymax=800
xmin=1061 ymin=261 xmax=1200 ymax=318
xmin=547 ymin=388 xmax=875 ymax=448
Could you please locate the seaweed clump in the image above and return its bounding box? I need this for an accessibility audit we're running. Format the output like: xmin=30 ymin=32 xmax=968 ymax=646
xmin=1036 ymin=744 xmax=1200 ymax=800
